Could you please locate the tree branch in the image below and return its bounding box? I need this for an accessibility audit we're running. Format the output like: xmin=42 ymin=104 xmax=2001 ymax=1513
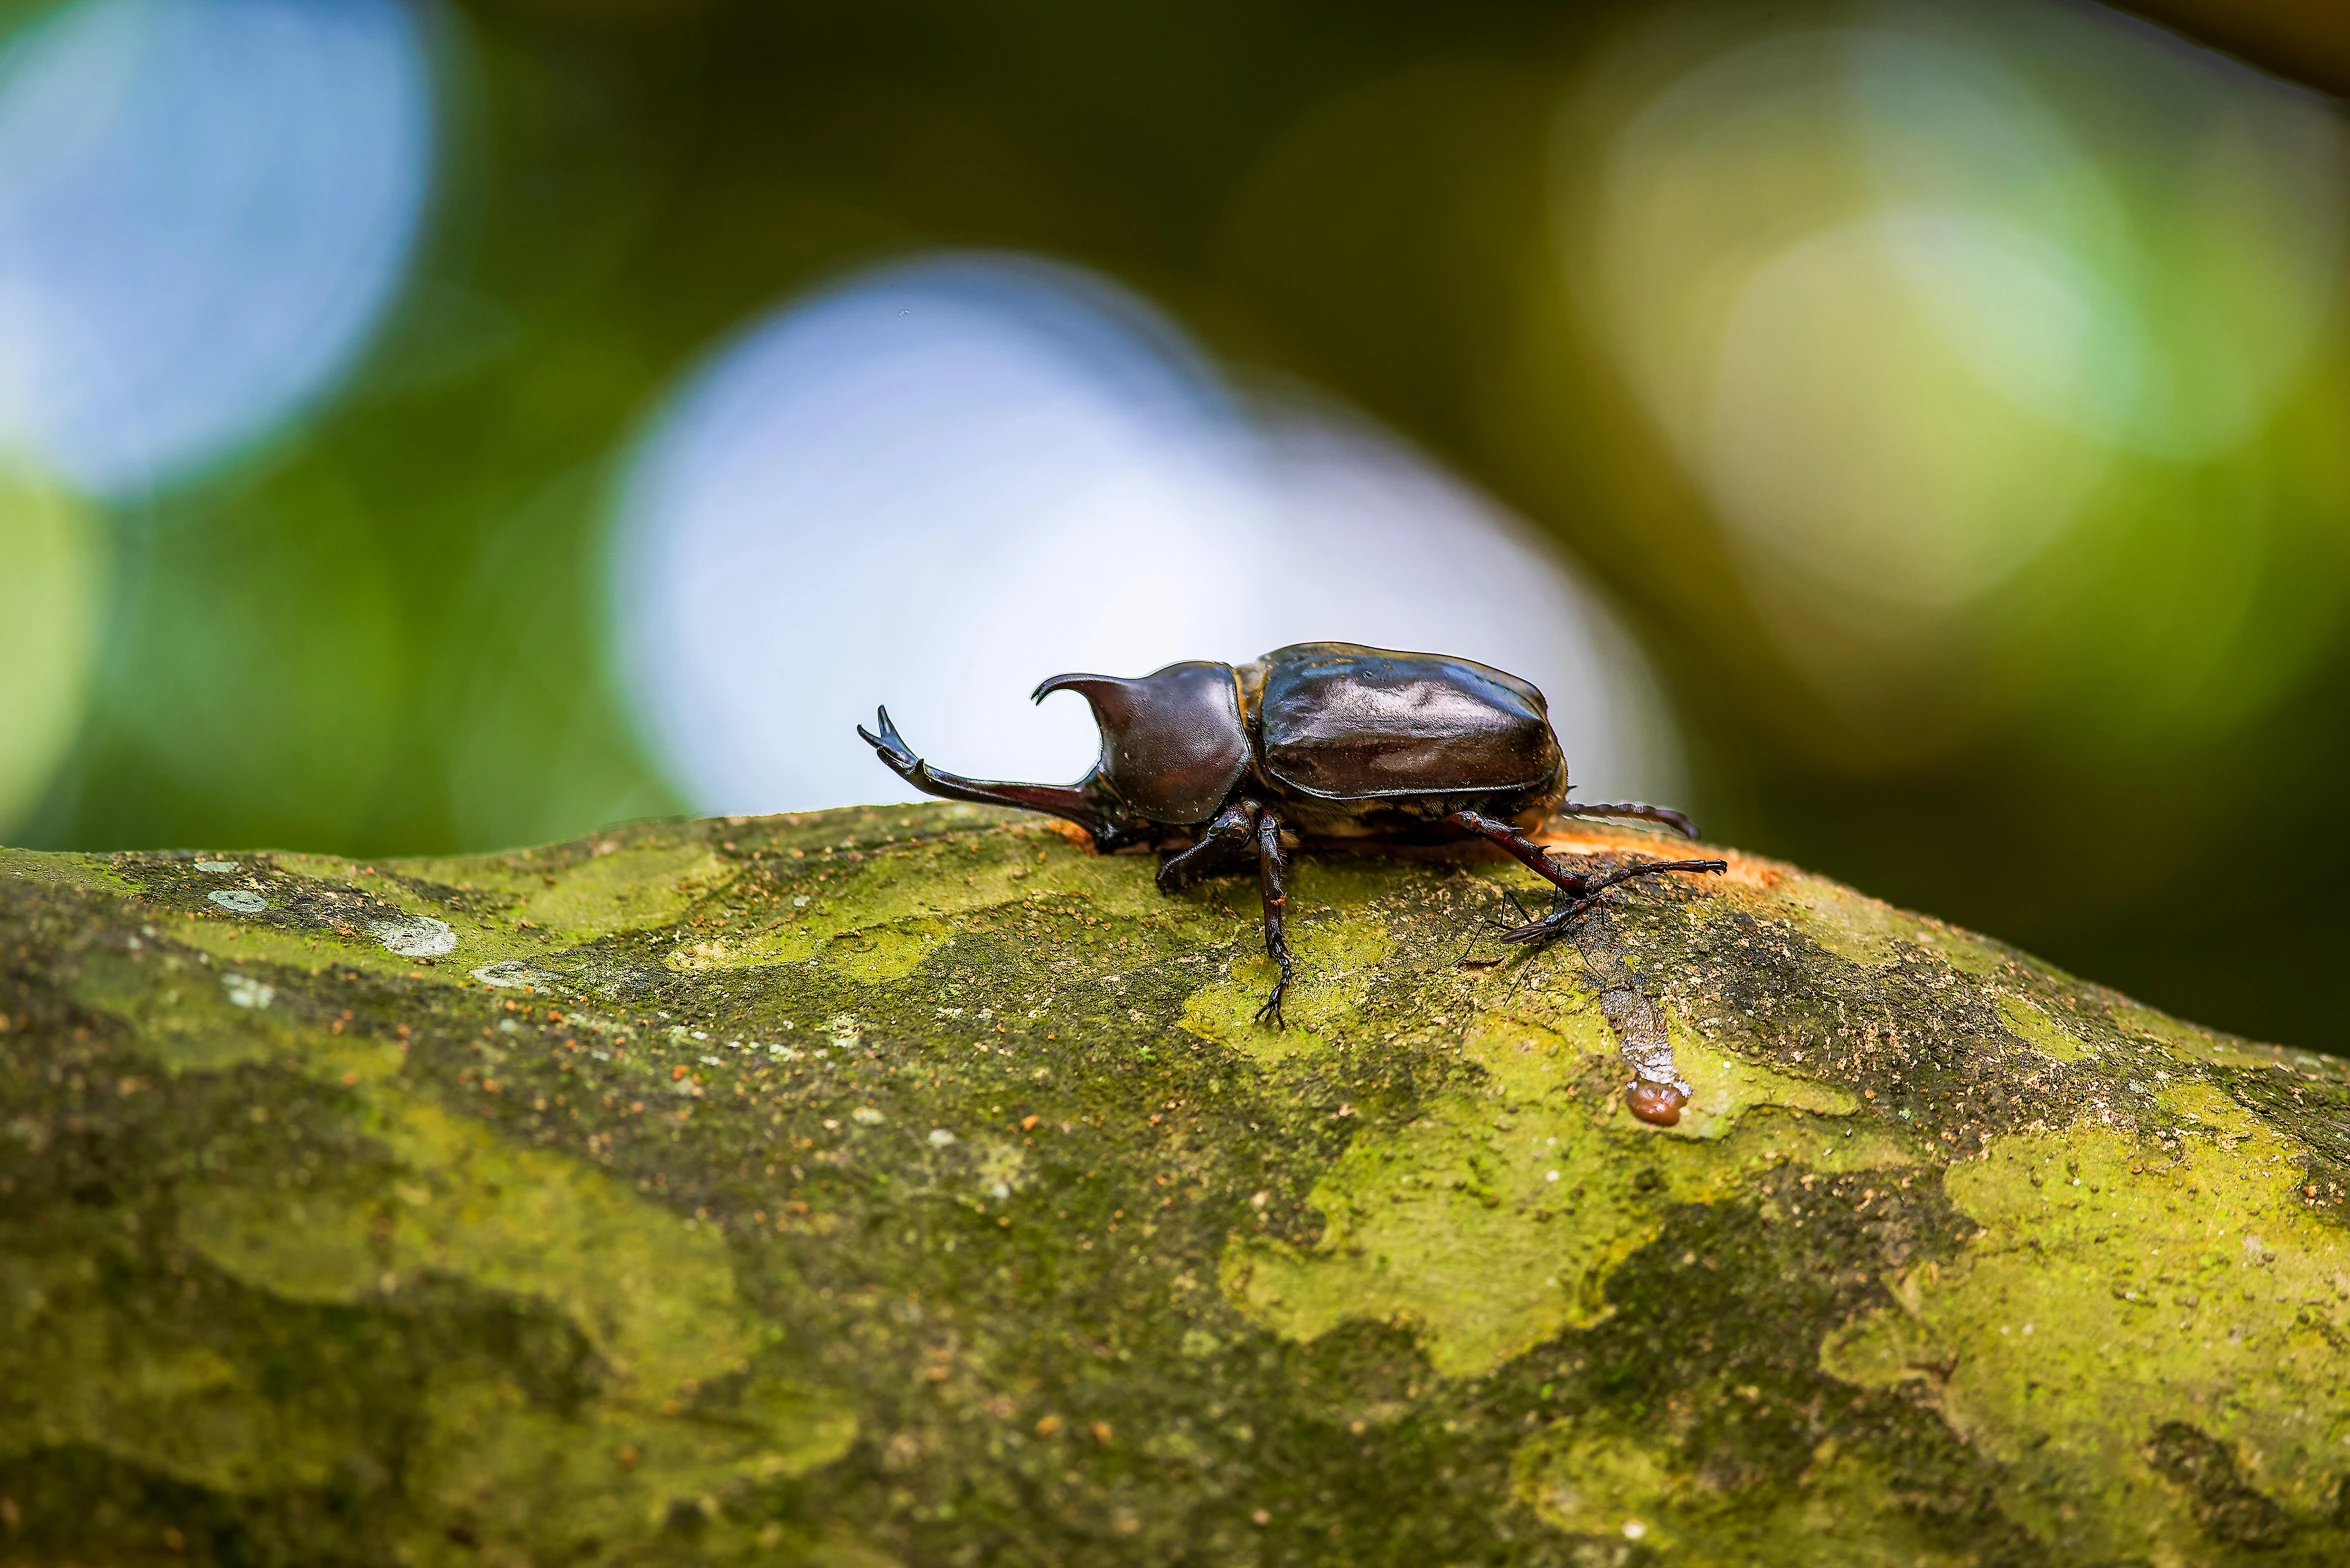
xmin=3 ymin=803 xmax=2345 ymax=1562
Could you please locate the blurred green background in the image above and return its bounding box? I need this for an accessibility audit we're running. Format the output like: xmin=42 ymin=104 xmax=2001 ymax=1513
xmin=4 ymin=0 xmax=2348 ymax=1052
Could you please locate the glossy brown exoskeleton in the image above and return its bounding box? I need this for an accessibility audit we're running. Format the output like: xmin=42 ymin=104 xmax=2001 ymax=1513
xmin=859 ymin=642 xmax=1724 ymax=1025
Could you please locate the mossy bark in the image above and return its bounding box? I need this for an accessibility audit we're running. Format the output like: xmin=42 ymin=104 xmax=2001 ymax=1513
xmin=4 ymin=803 xmax=2347 ymax=1566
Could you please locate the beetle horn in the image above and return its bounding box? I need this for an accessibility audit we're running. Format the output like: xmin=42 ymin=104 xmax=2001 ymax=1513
xmin=1031 ymin=673 xmax=1137 ymax=723
xmin=1033 ymin=664 xmax=1252 ymax=826
xmin=855 ymin=704 xmax=1135 ymax=848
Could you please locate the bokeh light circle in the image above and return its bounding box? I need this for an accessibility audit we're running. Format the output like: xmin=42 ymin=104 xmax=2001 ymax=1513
xmin=1702 ymin=208 xmax=2114 ymax=611
xmin=0 ymin=0 xmax=435 ymax=497
xmin=1570 ymin=5 xmax=2346 ymax=741
xmin=610 ymin=253 xmax=1682 ymax=818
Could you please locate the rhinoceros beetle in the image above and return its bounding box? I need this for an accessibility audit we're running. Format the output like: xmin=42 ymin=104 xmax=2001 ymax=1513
xmin=860 ymin=641 xmax=1724 ymax=1026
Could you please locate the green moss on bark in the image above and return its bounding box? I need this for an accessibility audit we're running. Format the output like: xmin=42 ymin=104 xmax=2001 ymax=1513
xmin=2 ymin=804 xmax=2345 ymax=1564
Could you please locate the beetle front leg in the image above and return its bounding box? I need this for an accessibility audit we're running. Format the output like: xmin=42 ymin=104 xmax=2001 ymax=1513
xmin=1252 ymin=807 xmax=1293 ymax=1029
xmin=1155 ymin=799 xmax=1257 ymax=893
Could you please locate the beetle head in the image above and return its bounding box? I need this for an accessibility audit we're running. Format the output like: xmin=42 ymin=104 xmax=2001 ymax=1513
xmin=1034 ymin=661 xmax=1251 ymax=826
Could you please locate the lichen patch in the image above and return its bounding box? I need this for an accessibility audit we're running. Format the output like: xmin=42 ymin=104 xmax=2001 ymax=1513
xmin=67 ymin=937 xmax=855 ymax=1556
xmin=1180 ymin=903 xmax=1391 ymax=1063
xmin=1222 ymin=994 xmax=1909 ymax=1378
xmin=1823 ymin=1099 xmax=2350 ymax=1562
xmin=1753 ymin=871 xmax=1930 ymax=968
xmin=1657 ymin=1027 xmax=1862 ymax=1140
xmin=1512 ymin=1422 xmax=1980 ymax=1564
xmin=1999 ymin=993 xmax=2093 ymax=1062
xmin=394 ymin=834 xmax=736 ymax=946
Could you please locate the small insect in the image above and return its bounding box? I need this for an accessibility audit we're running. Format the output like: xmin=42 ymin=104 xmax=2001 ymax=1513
xmin=860 ymin=642 xmax=1724 ymax=1026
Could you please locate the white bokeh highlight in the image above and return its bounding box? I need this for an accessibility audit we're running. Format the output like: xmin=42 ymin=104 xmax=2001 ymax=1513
xmin=609 ymin=254 xmax=1681 ymax=821
xmin=0 ymin=0 xmax=434 ymax=496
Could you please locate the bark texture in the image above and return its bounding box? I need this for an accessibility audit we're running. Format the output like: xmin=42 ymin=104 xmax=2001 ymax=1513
xmin=3 ymin=803 xmax=2347 ymax=1566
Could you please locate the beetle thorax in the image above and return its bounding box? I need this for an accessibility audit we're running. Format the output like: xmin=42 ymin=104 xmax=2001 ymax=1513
xmin=1035 ymin=662 xmax=1251 ymax=827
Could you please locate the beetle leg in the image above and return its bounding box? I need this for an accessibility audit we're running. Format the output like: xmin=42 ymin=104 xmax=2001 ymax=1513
xmin=1445 ymin=809 xmax=1599 ymax=897
xmin=1556 ymin=800 xmax=1702 ymax=840
xmin=1251 ymin=807 xmax=1293 ymax=1030
xmin=1448 ymin=807 xmax=1724 ymax=939
xmin=1156 ymin=799 xmax=1257 ymax=893
xmin=1496 ymin=858 xmax=1730 ymax=945
xmin=858 ymin=706 xmax=1145 ymax=851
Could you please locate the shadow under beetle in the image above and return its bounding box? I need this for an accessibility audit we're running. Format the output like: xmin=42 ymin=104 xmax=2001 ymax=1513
xmin=860 ymin=642 xmax=1725 ymax=1026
